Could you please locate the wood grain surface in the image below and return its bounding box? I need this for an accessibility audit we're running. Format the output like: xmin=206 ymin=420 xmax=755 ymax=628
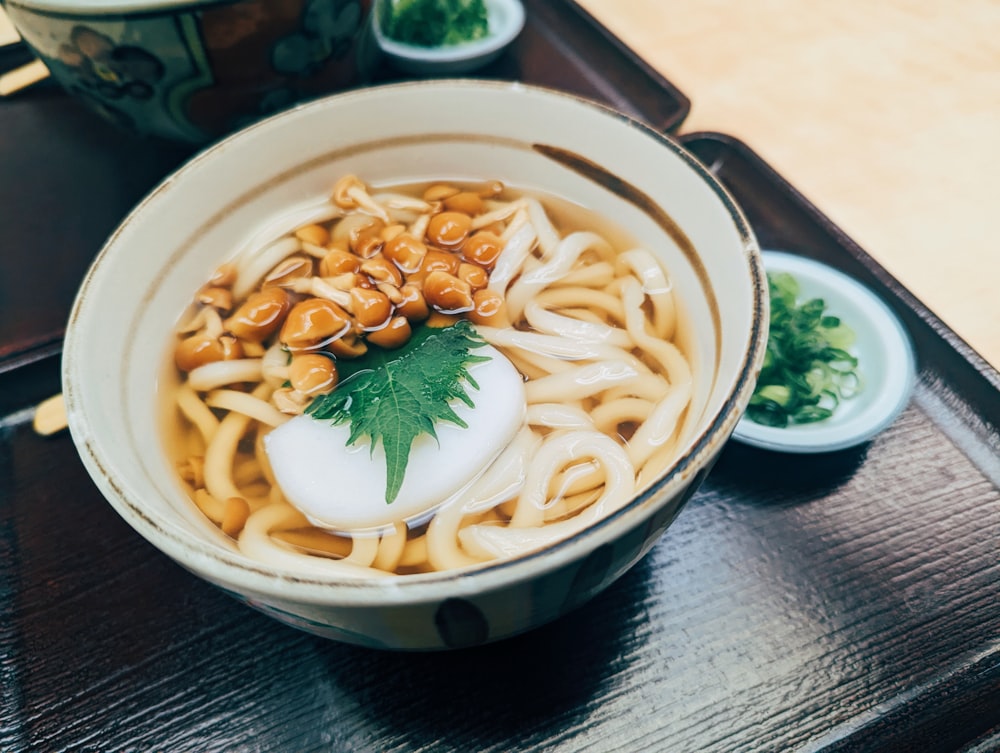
xmin=578 ymin=0 xmax=1000 ymax=371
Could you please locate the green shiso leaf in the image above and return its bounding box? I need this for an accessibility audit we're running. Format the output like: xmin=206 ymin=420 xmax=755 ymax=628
xmin=305 ymin=320 xmax=491 ymax=505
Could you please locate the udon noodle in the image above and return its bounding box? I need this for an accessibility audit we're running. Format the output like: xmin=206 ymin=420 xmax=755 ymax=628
xmin=167 ymin=176 xmax=693 ymax=577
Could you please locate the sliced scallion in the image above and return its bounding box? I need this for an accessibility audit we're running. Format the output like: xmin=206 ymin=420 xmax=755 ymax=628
xmin=747 ymin=271 xmax=863 ymax=428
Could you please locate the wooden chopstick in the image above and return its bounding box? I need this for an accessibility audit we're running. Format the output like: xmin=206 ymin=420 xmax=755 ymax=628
xmin=33 ymin=393 xmax=67 ymax=436
xmin=0 ymin=58 xmax=49 ymax=97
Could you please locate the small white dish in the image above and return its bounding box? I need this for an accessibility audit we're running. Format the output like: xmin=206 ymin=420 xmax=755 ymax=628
xmin=373 ymin=0 xmax=525 ymax=75
xmin=732 ymin=250 xmax=916 ymax=454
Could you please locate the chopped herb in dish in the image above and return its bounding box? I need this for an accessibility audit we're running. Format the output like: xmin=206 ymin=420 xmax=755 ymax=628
xmin=380 ymin=0 xmax=490 ymax=47
xmin=747 ymin=271 xmax=862 ymax=428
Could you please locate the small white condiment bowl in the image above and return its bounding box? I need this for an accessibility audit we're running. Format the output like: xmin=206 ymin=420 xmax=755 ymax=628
xmin=732 ymin=250 xmax=916 ymax=454
xmin=63 ymin=80 xmax=767 ymax=650
xmin=373 ymin=0 xmax=525 ymax=75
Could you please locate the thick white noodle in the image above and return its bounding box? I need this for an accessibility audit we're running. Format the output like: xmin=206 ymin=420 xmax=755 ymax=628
xmin=601 ymin=373 xmax=672 ymax=403
xmin=460 ymin=431 xmax=634 ymax=559
xmin=589 ymin=397 xmax=657 ymax=436
xmin=637 ymin=441 xmax=684 ymax=488
xmin=176 ymin=382 xmax=219 ymax=446
xmin=373 ymin=524 xmax=407 ymax=572
xmin=545 ymin=463 xmax=604 ymax=508
xmin=488 ymin=222 xmax=536 ymax=294
xmin=556 ymin=308 xmax=611 ymax=326
xmin=254 ymin=430 xmax=278 ymax=487
xmin=509 ymin=431 xmax=617 ymax=527
xmin=524 ymin=301 xmax=633 ymax=348
xmin=619 ymin=248 xmax=676 ymax=339
xmin=343 ymin=532 xmax=380 ymax=566
xmin=499 ymin=207 xmax=529 ymax=241
xmin=239 ymin=504 xmax=389 ymax=578
xmin=232 ymin=236 xmax=301 ymax=300
xmin=204 ymin=383 xmax=272 ymax=502
xmin=536 ymin=287 xmax=626 ymax=326
xmin=505 ymin=350 xmax=564 ymax=381
xmin=552 ymin=261 xmax=616 ymax=288
xmin=526 ymin=404 xmax=595 ymax=431
xmin=543 ymin=486 xmax=602 ymax=522
xmin=470 ymin=198 xmax=527 ymax=230
xmin=193 ymin=488 xmax=226 ymax=523
xmin=300 ymin=241 xmax=329 ymax=259
xmin=460 ymin=428 xmax=538 ymax=516
xmin=369 ymin=191 xmax=434 ymax=217
xmin=621 ymin=278 xmax=692 ymax=388
xmin=206 ymin=390 xmax=290 ymax=428
xmin=524 ymin=361 xmax=640 ymax=404
xmin=397 ymin=537 xmax=428 ymax=569
xmin=505 ymin=232 xmax=613 ymax=320
xmin=205 ymin=407 xmax=254 ymax=502
xmin=232 ymin=199 xmax=340 ymax=274
xmin=188 ymin=359 xmax=264 ymax=392
xmin=626 ymin=381 xmax=693 ymax=470
xmin=477 ymin=326 xmax=628 ymax=363
xmin=331 ymin=212 xmax=380 ymax=244
xmin=425 ymin=520 xmax=485 ymax=572
xmin=426 ymin=428 xmax=537 ymax=572
xmin=526 ymin=198 xmax=560 ymax=259
xmin=262 ymin=343 xmax=291 ymax=386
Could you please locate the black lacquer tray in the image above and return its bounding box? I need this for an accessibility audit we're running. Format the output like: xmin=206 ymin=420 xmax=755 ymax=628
xmin=2 ymin=3 xmax=998 ymax=751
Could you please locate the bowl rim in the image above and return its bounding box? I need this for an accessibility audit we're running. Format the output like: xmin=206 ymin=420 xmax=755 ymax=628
xmin=63 ymin=78 xmax=768 ymax=606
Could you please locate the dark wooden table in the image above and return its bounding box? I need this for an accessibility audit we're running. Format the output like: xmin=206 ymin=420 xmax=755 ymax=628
xmin=2 ymin=2 xmax=999 ymax=751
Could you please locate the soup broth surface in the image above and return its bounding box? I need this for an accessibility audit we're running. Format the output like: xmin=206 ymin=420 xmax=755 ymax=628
xmin=163 ymin=176 xmax=695 ymax=577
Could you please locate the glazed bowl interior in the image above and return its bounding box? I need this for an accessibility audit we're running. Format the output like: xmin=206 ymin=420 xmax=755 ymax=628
xmin=63 ymin=80 xmax=764 ymax=623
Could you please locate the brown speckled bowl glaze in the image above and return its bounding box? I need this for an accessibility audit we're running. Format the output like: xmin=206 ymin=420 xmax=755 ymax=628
xmin=63 ymin=80 xmax=768 ymax=650
xmin=5 ymin=0 xmax=378 ymax=143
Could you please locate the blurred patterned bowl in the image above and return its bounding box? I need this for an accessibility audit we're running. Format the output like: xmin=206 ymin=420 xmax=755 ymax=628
xmin=4 ymin=0 xmax=378 ymax=142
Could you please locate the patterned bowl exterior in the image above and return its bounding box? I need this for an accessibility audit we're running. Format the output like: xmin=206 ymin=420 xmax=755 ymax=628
xmin=5 ymin=0 xmax=377 ymax=143
xmin=208 ymin=466 xmax=710 ymax=650
xmin=62 ymin=81 xmax=767 ymax=652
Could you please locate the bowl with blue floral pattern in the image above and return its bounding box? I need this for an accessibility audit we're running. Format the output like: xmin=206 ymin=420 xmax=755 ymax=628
xmin=4 ymin=0 xmax=380 ymax=143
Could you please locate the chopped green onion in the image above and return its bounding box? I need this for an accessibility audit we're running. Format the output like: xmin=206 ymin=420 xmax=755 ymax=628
xmin=747 ymin=271 xmax=863 ymax=428
xmin=381 ymin=0 xmax=490 ymax=47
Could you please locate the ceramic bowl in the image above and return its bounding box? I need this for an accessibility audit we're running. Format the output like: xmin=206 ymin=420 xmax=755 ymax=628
xmin=372 ymin=0 xmax=525 ymax=75
xmin=63 ymin=80 xmax=767 ymax=650
xmin=3 ymin=0 xmax=379 ymax=143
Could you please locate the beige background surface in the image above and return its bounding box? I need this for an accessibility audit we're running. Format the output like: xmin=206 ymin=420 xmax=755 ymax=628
xmin=578 ymin=0 xmax=1000 ymax=369
xmin=2 ymin=3 xmax=997 ymax=367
